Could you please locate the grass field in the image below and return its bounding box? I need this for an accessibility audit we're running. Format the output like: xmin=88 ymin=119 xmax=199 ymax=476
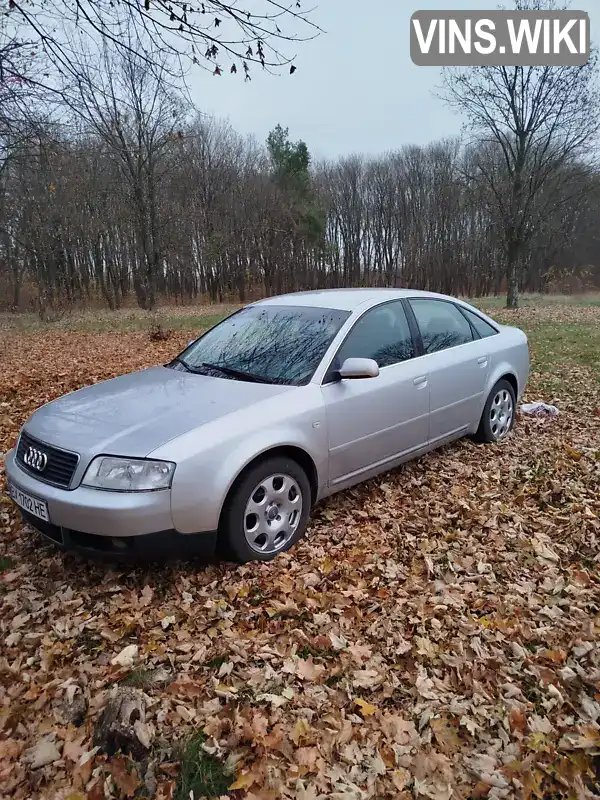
xmin=0 ymin=294 xmax=599 ymax=799
xmin=0 ymin=303 xmax=239 ymax=334
xmin=1 ymin=291 xmax=598 ymax=333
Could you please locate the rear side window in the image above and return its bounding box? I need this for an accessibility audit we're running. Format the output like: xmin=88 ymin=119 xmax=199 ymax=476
xmin=460 ymin=308 xmax=499 ymax=338
xmin=335 ymin=300 xmax=415 ymax=369
xmin=409 ymin=299 xmax=473 ymax=354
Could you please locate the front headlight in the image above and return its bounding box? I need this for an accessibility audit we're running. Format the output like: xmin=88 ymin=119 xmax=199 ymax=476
xmin=82 ymin=456 xmax=175 ymax=492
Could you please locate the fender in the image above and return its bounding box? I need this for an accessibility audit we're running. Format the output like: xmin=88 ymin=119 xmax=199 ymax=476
xmin=474 ymin=326 xmax=529 ymax=426
xmin=150 ymin=390 xmax=328 ymax=534
xmin=215 ymin=428 xmax=324 ymax=508
xmin=487 ymin=359 xmax=519 ymax=393
xmin=474 ymin=358 xmax=520 ymax=429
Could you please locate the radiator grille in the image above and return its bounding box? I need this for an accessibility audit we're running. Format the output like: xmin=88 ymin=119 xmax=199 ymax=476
xmin=16 ymin=430 xmax=79 ymax=489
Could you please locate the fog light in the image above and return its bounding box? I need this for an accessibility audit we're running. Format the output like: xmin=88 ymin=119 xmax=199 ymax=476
xmin=110 ymin=537 xmax=128 ymax=550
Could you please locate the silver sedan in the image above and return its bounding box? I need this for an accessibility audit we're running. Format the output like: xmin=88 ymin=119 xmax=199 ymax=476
xmin=5 ymin=289 xmax=529 ymax=563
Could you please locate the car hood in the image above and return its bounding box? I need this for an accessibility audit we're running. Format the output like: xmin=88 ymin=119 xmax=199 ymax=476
xmin=24 ymin=366 xmax=294 ymax=459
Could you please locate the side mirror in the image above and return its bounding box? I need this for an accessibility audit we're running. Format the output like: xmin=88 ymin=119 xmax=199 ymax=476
xmin=338 ymin=357 xmax=380 ymax=380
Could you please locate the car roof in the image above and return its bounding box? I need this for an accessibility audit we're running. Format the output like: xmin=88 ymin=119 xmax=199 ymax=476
xmin=251 ymin=288 xmax=465 ymax=313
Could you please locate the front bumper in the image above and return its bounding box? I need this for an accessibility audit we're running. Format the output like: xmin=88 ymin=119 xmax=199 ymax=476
xmin=17 ymin=508 xmax=217 ymax=562
xmin=6 ymin=449 xmax=173 ymax=536
xmin=5 ymin=450 xmax=216 ymax=561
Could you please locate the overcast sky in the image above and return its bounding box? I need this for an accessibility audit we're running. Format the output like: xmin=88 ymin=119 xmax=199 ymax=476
xmin=188 ymin=0 xmax=599 ymax=160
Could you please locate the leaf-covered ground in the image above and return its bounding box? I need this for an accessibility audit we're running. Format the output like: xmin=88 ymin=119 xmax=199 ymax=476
xmin=1 ymin=302 xmax=600 ymax=800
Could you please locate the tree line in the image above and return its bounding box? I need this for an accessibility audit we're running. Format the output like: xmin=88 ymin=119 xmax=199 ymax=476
xmin=1 ymin=34 xmax=599 ymax=314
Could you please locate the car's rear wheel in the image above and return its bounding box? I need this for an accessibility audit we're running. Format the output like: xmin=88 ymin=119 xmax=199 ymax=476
xmin=473 ymin=379 xmax=516 ymax=443
xmin=219 ymin=456 xmax=311 ymax=563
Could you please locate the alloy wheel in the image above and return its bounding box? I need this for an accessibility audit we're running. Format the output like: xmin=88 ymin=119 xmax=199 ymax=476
xmin=489 ymin=389 xmax=514 ymax=440
xmin=243 ymin=473 xmax=303 ymax=554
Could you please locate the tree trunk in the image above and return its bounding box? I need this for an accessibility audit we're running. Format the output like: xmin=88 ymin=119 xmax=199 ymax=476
xmin=13 ymin=279 xmax=21 ymax=310
xmin=506 ymin=241 xmax=519 ymax=309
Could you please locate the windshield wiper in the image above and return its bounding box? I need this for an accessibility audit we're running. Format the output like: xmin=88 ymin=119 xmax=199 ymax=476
xmin=170 ymin=356 xmax=209 ymax=375
xmin=201 ymin=362 xmax=272 ymax=384
xmin=171 ymin=357 xmax=272 ymax=383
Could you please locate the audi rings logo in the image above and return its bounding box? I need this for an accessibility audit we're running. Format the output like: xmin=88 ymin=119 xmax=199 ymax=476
xmin=23 ymin=446 xmax=48 ymax=472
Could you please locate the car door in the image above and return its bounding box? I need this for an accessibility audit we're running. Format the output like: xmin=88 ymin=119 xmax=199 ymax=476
xmin=407 ymin=298 xmax=490 ymax=445
xmin=321 ymin=300 xmax=430 ymax=485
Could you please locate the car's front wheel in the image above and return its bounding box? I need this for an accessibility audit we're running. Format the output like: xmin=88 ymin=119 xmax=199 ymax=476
xmin=473 ymin=378 xmax=516 ymax=443
xmin=219 ymin=456 xmax=311 ymax=563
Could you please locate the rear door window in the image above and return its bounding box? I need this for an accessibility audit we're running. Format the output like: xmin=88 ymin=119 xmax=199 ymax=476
xmin=409 ymin=299 xmax=474 ymax=354
xmin=460 ymin=308 xmax=499 ymax=338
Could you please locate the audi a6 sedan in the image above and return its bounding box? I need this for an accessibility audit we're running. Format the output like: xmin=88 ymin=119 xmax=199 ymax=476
xmin=5 ymin=289 xmax=529 ymax=563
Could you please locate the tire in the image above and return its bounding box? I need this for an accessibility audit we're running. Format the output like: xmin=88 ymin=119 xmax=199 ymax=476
xmin=472 ymin=379 xmax=517 ymax=444
xmin=219 ymin=456 xmax=312 ymax=563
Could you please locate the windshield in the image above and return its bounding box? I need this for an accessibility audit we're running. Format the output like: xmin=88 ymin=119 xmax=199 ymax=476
xmin=172 ymin=305 xmax=350 ymax=386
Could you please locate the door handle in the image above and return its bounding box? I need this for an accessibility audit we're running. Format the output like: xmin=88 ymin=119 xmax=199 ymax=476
xmin=477 ymin=357 xmax=488 ymax=367
xmin=413 ymin=375 xmax=428 ymax=387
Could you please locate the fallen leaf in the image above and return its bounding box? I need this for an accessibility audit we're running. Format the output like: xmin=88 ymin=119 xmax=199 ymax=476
xmin=509 ymin=707 xmax=527 ymax=734
xmin=0 ymin=738 xmax=23 ymax=758
xmin=559 ymin=725 xmax=600 ymax=750
xmin=354 ymin=697 xmax=377 ymax=716
xmin=24 ymin=737 xmax=61 ymax=768
xmin=229 ymin=771 xmax=257 ymax=790
xmin=296 ymin=656 xmax=324 ymax=681
xmin=108 ymin=755 xmax=141 ymax=797
xmin=290 ymin=718 xmax=312 ymax=745
xmin=111 ymin=644 xmax=139 ymax=667
xmin=392 ymin=768 xmax=411 ymax=791
xmin=430 ymin=715 xmax=461 ymax=753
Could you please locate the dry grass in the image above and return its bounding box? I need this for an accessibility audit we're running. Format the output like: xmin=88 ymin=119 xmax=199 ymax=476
xmin=0 ymin=303 xmax=240 ymax=334
xmin=1 ymin=292 xmax=599 ymax=334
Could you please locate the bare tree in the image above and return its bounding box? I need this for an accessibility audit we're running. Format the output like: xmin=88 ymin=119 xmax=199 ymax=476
xmin=5 ymin=0 xmax=319 ymax=86
xmin=68 ymin=45 xmax=191 ymax=309
xmin=2 ymin=109 xmax=600 ymax=312
xmin=442 ymin=0 xmax=600 ymax=308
